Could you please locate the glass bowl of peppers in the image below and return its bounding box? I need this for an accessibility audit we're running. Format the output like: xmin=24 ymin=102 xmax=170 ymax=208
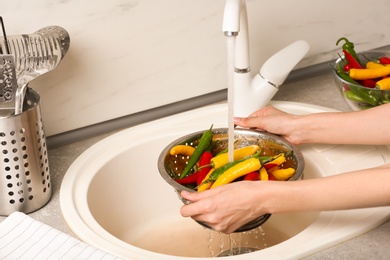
xmin=332 ymin=37 xmax=390 ymax=110
xmin=157 ymin=127 xmax=305 ymax=233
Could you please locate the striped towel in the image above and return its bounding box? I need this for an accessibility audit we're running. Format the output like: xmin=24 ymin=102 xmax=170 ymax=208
xmin=0 ymin=212 xmax=121 ymax=260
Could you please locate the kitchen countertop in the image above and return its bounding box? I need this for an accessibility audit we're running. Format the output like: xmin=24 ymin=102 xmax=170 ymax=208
xmin=1 ymin=70 xmax=390 ymax=259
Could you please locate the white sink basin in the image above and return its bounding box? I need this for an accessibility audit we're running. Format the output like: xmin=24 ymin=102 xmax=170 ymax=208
xmin=60 ymin=101 xmax=390 ymax=259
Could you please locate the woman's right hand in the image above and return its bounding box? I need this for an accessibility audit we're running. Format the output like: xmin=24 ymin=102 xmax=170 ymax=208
xmin=234 ymin=106 xmax=303 ymax=145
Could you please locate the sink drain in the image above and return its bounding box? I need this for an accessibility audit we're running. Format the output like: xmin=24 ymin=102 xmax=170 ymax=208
xmin=217 ymin=247 xmax=258 ymax=257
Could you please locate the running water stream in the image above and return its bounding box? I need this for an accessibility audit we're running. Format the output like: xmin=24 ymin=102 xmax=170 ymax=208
xmin=223 ymin=35 xmax=260 ymax=256
xmin=226 ymin=36 xmax=236 ymax=163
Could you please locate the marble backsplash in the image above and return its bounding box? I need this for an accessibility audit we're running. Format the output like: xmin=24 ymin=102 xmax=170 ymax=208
xmin=2 ymin=0 xmax=390 ymax=136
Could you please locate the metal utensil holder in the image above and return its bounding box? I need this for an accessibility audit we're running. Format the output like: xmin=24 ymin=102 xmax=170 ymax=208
xmin=0 ymin=87 xmax=51 ymax=216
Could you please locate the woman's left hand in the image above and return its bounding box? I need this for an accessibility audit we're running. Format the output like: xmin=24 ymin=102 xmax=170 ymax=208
xmin=180 ymin=181 xmax=268 ymax=234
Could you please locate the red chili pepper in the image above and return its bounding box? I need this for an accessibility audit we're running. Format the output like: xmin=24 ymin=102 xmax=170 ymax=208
xmin=176 ymin=151 xmax=213 ymax=185
xmin=361 ymin=79 xmax=377 ymax=88
xmin=343 ymin=63 xmax=352 ymax=72
xmin=268 ymin=172 xmax=277 ymax=181
xmin=342 ymin=50 xmax=364 ymax=69
xmin=264 ymin=163 xmax=278 ymax=170
xmin=243 ymin=171 xmax=259 ymax=181
xmin=176 ymin=172 xmax=199 ymax=185
xmin=196 ymin=151 xmax=213 ymax=185
xmin=380 ymin=56 xmax=390 ymax=65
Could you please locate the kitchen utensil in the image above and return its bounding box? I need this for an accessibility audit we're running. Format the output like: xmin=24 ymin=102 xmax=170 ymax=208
xmin=0 ymin=17 xmax=18 ymax=117
xmin=0 ymin=88 xmax=51 ymax=216
xmin=0 ymin=54 xmax=18 ymax=117
xmin=158 ymin=127 xmax=304 ymax=233
xmin=2 ymin=26 xmax=70 ymax=115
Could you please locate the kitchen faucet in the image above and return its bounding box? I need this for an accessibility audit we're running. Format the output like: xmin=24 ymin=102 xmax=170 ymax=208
xmin=222 ymin=0 xmax=310 ymax=117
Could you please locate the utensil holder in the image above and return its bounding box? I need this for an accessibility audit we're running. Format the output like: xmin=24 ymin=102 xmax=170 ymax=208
xmin=0 ymin=88 xmax=51 ymax=216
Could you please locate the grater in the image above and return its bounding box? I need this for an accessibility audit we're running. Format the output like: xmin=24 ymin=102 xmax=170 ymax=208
xmin=0 ymin=87 xmax=51 ymax=216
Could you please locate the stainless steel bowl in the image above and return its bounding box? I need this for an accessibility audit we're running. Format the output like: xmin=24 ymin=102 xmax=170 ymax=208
xmin=158 ymin=128 xmax=305 ymax=233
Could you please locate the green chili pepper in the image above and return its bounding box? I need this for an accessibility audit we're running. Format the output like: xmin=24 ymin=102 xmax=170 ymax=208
xmin=344 ymin=90 xmax=366 ymax=103
xmin=259 ymin=155 xmax=276 ymax=165
xmin=180 ymin=125 xmax=213 ymax=179
xmin=336 ymin=37 xmax=362 ymax=65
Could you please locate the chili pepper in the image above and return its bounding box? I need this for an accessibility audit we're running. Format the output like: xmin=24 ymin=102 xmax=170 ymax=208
xmin=198 ymin=153 xmax=272 ymax=190
xmin=196 ymin=151 xmax=213 ymax=185
xmin=180 ymin=125 xmax=213 ymax=179
xmin=343 ymin=63 xmax=352 ymax=72
xmin=259 ymin=167 xmax=268 ymax=181
xmin=265 ymin=153 xmax=286 ymax=166
xmin=336 ymin=37 xmax=362 ymax=65
xmin=170 ymin=145 xmax=195 ymax=156
xmin=344 ymin=90 xmax=366 ymax=103
xmin=264 ymin=163 xmax=278 ymax=170
xmin=271 ymin=168 xmax=295 ymax=181
xmin=366 ymin=61 xmax=386 ymax=69
xmin=349 ymin=67 xmax=390 ymax=80
xmin=335 ymin=65 xmax=379 ymax=106
xmin=259 ymin=155 xmax=275 ymax=165
xmin=342 ymin=50 xmax=363 ymax=69
xmin=197 ymin=168 xmax=215 ymax=192
xmin=380 ymin=56 xmax=390 ymax=65
xmin=211 ymin=157 xmax=262 ymax=188
xmin=335 ymin=64 xmax=359 ymax=84
xmin=243 ymin=171 xmax=260 ymax=181
xmin=268 ymin=172 xmax=276 ymax=181
xmin=376 ymin=77 xmax=390 ymax=90
xmin=209 ymin=145 xmax=261 ymax=170
xmin=205 ymin=157 xmax=247 ymax=183
xmin=362 ymin=79 xmax=377 ymax=89
xmin=176 ymin=151 xmax=213 ymax=185
xmin=176 ymin=172 xmax=199 ymax=185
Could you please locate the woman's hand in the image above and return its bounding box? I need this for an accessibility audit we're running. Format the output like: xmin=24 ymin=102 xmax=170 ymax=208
xmin=180 ymin=181 xmax=270 ymax=234
xmin=234 ymin=106 xmax=303 ymax=144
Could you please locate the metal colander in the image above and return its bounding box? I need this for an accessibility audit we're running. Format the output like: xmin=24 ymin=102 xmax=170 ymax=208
xmin=158 ymin=128 xmax=305 ymax=233
xmin=0 ymin=87 xmax=51 ymax=216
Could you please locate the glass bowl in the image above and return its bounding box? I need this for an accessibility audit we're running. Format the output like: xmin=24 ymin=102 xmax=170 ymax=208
xmin=157 ymin=127 xmax=305 ymax=233
xmin=332 ymin=50 xmax=390 ymax=111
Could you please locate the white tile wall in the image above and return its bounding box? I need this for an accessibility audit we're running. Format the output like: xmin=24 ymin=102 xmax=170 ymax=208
xmin=3 ymin=0 xmax=390 ymax=135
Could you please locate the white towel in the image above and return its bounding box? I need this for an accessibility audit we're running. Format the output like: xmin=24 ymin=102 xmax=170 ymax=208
xmin=0 ymin=212 xmax=121 ymax=260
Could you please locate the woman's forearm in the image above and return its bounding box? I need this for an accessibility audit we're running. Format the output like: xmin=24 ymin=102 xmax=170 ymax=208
xmin=262 ymin=164 xmax=390 ymax=214
xmin=293 ymin=104 xmax=390 ymax=145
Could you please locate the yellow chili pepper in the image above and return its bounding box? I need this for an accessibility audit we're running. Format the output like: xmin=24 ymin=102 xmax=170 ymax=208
xmin=265 ymin=153 xmax=286 ymax=166
xmin=210 ymin=157 xmax=261 ymax=188
xmin=349 ymin=66 xmax=390 ymax=80
xmin=365 ymin=61 xmax=389 ymax=69
xmin=376 ymin=77 xmax=390 ymax=90
xmin=259 ymin=167 xmax=268 ymax=181
xmin=271 ymin=168 xmax=295 ymax=181
xmin=197 ymin=169 xmax=215 ymax=192
xmin=170 ymin=145 xmax=195 ymax=156
xmin=210 ymin=145 xmax=260 ymax=169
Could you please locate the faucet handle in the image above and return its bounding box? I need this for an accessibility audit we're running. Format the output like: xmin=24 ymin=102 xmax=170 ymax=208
xmin=260 ymin=40 xmax=310 ymax=86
